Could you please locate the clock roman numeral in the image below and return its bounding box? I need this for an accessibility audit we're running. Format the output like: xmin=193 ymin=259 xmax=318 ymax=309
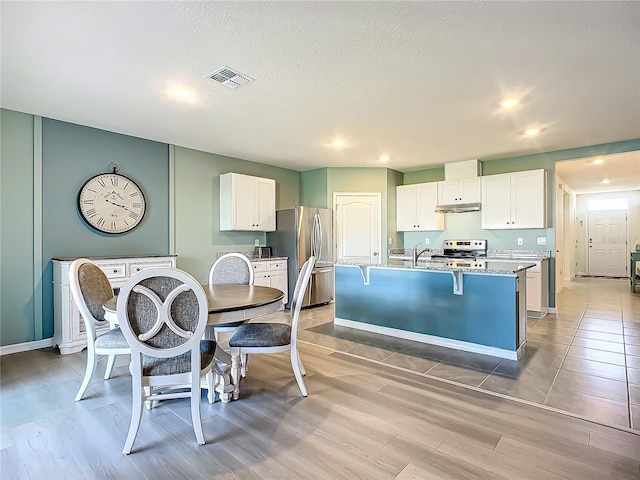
xmin=96 ymin=217 xmax=105 ymax=227
xmin=130 ymin=192 xmax=139 ymax=198
xmin=129 ymin=212 xmax=139 ymax=220
xmin=110 ymin=221 xmax=117 ymax=231
xmin=97 ymin=179 xmax=106 ymax=187
xmin=132 ymin=202 xmax=141 ymax=208
xmin=110 ymin=177 xmax=118 ymax=186
xmin=85 ymin=208 xmax=97 ymax=217
xmin=83 ymin=199 xmax=94 ymax=205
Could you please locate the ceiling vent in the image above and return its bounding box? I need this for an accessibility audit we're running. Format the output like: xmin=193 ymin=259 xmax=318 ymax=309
xmin=207 ymin=66 xmax=254 ymax=89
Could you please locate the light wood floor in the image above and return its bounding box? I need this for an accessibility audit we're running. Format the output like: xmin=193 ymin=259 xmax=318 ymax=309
xmin=2 ymin=315 xmax=640 ymax=478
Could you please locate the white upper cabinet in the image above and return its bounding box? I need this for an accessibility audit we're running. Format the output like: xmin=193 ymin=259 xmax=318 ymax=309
xmin=437 ymin=177 xmax=481 ymax=205
xmin=220 ymin=172 xmax=276 ymax=231
xmin=481 ymin=169 xmax=546 ymax=229
xmin=396 ymin=182 xmax=444 ymax=231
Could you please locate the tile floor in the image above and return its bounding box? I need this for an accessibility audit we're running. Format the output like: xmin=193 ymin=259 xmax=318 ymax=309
xmin=296 ymin=276 xmax=640 ymax=431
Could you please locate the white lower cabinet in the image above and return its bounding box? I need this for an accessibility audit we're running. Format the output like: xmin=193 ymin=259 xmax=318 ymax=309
xmin=52 ymin=255 xmax=177 ymax=354
xmin=251 ymin=259 xmax=288 ymax=304
xmin=525 ymin=259 xmax=549 ymax=318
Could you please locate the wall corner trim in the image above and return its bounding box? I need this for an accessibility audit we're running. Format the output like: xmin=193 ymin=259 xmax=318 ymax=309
xmin=33 ymin=115 xmax=43 ymax=340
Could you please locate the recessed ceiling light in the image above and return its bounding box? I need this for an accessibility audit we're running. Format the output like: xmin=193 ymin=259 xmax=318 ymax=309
xmin=171 ymin=86 xmax=193 ymax=98
xmin=379 ymin=155 xmax=389 ymax=162
xmin=592 ymin=158 xmax=604 ymax=165
xmin=332 ymin=140 xmax=345 ymax=148
xmin=601 ymin=178 xmax=611 ymax=184
xmin=500 ymin=98 xmax=520 ymax=108
xmin=523 ymin=127 xmax=541 ymax=136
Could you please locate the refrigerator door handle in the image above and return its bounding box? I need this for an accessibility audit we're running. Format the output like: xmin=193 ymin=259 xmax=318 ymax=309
xmin=312 ymin=213 xmax=322 ymax=259
xmin=313 ymin=267 xmax=333 ymax=274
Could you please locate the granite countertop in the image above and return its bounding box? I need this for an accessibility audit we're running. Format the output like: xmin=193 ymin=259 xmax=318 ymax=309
xmin=250 ymin=256 xmax=288 ymax=262
xmin=52 ymin=254 xmax=177 ymax=261
xmin=336 ymin=259 xmax=535 ymax=275
xmin=388 ymin=248 xmax=551 ymax=262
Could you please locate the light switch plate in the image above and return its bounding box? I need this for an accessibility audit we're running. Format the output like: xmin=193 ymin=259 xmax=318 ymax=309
xmin=254 ymin=239 xmax=260 ymax=247
xmin=425 ymin=238 xmax=430 ymax=245
xmin=388 ymin=237 xmax=393 ymax=245
xmin=517 ymin=237 xmax=523 ymax=246
xmin=537 ymin=237 xmax=547 ymax=245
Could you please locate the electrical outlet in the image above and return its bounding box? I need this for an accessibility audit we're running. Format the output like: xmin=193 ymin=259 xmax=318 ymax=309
xmin=537 ymin=237 xmax=547 ymax=245
xmin=254 ymin=239 xmax=260 ymax=247
xmin=517 ymin=237 xmax=523 ymax=246
xmin=424 ymin=238 xmax=430 ymax=245
xmin=388 ymin=237 xmax=393 ymax=245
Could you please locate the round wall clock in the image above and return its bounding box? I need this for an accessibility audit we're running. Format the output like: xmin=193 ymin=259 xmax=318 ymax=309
xmin=77 ymin=171 xmax=146 ymax=234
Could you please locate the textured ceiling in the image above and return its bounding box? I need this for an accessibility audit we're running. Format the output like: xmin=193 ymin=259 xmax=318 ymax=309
xmin=2 ymin=2 xmax=639 ymax=187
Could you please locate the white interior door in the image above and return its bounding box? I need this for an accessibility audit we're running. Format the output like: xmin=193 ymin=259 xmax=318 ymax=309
xmin=588 ymin=209 xmax=627 ymax=276
xmin=334 ymin=193 xmax=381 ymax=264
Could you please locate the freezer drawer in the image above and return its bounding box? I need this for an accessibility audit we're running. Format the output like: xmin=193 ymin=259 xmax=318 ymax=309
xmin=303 ymin=267 xmax=334 ymax=307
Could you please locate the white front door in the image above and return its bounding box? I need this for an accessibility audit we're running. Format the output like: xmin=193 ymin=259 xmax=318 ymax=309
xmin=334 ymin=193 xmax=381 ymax=264
xmin=588 ymin=209 xmax=627 ymax=276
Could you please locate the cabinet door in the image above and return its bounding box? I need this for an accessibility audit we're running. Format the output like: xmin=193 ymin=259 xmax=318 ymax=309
xmin=511 ymin=169 xmax=546 ymax=229
xmin=437 ymin=181 xmax=460 ymax=205
xmin=396 ymin=185 xmax=418 ymax=231
xmin=481 ymin=173 xmax=512 ymax=229
xmin=268 ymin=271 xmax=288 ymax=303
xmin=253 ymin=272 xmax=269 ymax=287
xmin=255 ymin=178 xmax=276 ymax=231
xmin=416 ymin=183 xmax=444 ymax=231
xmin=526 ymin=271 xmax=542 ymax=311
xmin=232 ymin=174 xmax=257 ymax=230
xmin=458 ymin=177 xmax=481 ymax=204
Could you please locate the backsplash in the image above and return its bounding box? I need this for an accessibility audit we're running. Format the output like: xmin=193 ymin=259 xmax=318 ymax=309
xmin=389 ymin=248 xmax=551 ymax=260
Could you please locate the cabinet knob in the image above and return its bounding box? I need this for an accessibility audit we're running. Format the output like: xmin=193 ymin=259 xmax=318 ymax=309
xmin=113 ymin=269 xmax=118 ymax=273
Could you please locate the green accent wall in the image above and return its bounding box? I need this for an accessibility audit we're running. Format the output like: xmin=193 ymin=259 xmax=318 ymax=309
xmin=301 ymin=168 xmax=328 ymax=208
xmin=1 ymin=109 xmax=36 ymax=346
xmin=41 ymin=119 xmax=170 ymax=339
xmin=173 ymin=146 xmax=300 ymax=283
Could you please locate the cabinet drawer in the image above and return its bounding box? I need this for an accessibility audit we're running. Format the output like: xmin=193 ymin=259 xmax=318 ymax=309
xmin=100 ymin=264 xmax=127 ymax=280
xmin=128 ymin=261 xmax=174 ymax=275
xmin=251 ymin=262 xmax=268 ymax=273
xmin=267 ymin=261 xmax=286 ymax=271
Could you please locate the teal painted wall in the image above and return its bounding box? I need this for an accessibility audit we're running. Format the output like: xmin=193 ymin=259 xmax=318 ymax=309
xmin=41 ymin=119 xmax=170 ymax=339
xmin=386 ymin=169 xmax=404 ymax=249
xmin=1 ymin=110 xmax=36 ymax=345
xmin=301 ymin=168 xmax=328 ymax=208
xmin=173 ymin=146 xmax=300 ymax=283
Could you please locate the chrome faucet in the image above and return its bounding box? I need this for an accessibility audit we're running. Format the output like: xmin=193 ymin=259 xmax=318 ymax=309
xmin=412 ymin=242 xmax=432 ymax=266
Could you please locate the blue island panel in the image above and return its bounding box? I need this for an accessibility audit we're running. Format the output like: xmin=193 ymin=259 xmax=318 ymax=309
xmin=335 ymin=266 xmax=518 ymax=351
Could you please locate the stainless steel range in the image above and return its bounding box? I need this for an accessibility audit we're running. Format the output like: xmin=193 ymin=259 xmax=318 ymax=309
xmin=431 ymin=239 xmax=487 ymax=260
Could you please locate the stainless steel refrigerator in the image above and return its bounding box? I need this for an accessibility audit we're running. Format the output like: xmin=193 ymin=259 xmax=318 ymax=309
xmin=267 ymin=207 xmax=333 ymax=308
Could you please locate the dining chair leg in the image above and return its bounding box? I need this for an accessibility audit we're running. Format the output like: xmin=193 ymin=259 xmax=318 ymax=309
xmin=206 ymin=370 xmax=215 ymax=403
xmin=230 ymin=348 xmax=241 ymax=400
xmin=75 ymin=349 xmax=97 ymax=401
xmin=297 ymin=351 xmax=306 ymax=376
xmin=241 ymin=353 xmax=249 ymax=378
xmin=190 ymin=373 xmax=205 ymax=445
xmin=290 ymin=347 xmax=307 ymax=397
xmin=104 ymin=354 xmax=117 ymax=380
xmin=123 ymin=380 xmax=144 ymax=455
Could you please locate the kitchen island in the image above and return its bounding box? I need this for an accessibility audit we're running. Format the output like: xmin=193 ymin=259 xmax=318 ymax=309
xmin=334 ymin=260 xmax=535 ymax=360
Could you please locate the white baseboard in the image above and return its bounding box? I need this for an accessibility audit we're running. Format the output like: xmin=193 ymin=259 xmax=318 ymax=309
xmin=548 ymin=307 xmax=558 ymax=314
xmin=0 ymin=338 xmax=54 ymax=356
xmin=334 ymin=317 xmax=521 ymax=360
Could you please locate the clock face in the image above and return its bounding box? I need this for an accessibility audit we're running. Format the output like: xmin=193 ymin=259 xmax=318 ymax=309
xmin=77 ymin=173 xmax=146 ymax=234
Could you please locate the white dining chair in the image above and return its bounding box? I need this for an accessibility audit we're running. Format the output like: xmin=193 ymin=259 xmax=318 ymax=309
xmin=228 ymin=256 xmax=315 ymax=399
xmin=117 ymin=267 xmax=216 ymax=454
xmin=208 ymin=253 xmax=254 ymax=388
xmin=68 ymin=258 xmax=130 ymax=401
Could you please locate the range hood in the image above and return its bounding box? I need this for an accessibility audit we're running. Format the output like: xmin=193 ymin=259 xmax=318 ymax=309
xmin=435 ymin=203 xmax=481 ymax=214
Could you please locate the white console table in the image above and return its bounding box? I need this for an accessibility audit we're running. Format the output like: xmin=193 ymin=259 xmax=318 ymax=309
xmin=52 ymin=255 xmax=177 ymax=354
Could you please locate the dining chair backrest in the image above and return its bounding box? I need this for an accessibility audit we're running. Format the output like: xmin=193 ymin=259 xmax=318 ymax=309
xmin=208 ymin=253 xmax=254 ymax=286
xmin=69 ymin=258 xmax=114 ymax=340
xmin=117 ymin=267 xmax=208 ymax=359
xmin=289 ymin=256 xmax=316 ymax=341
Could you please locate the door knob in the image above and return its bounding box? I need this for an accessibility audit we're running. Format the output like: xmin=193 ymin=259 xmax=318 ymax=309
xmin=373 ymin=252 xmax=379 ymax=256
